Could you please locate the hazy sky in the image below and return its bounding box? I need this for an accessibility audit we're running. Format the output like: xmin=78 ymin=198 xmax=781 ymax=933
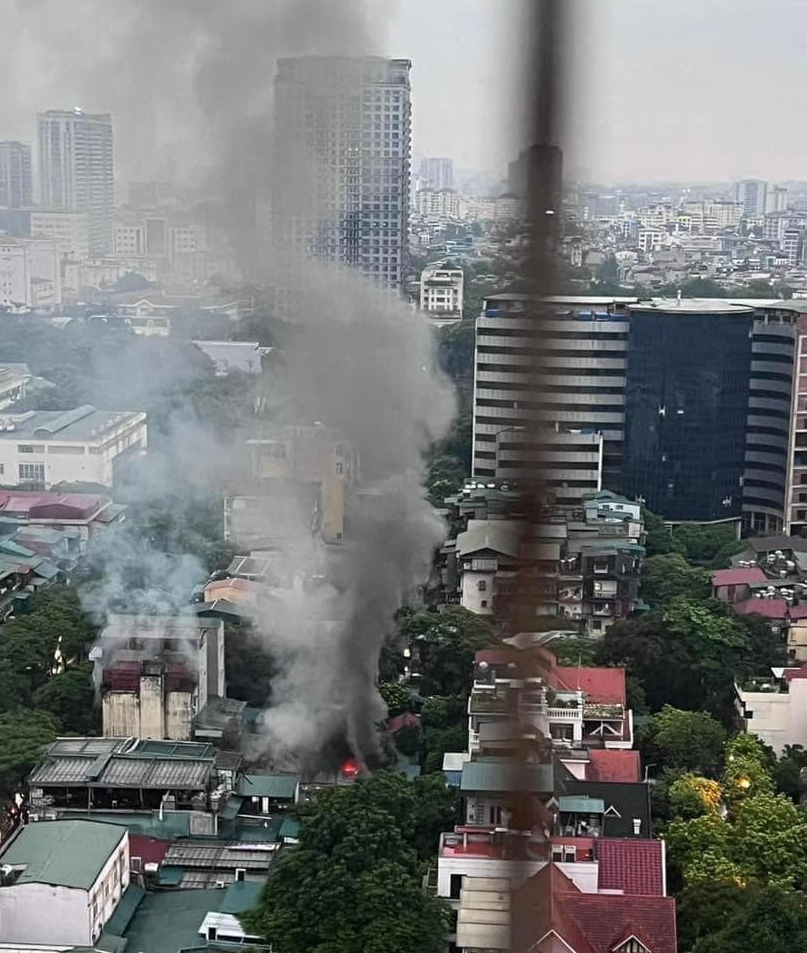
xmin=4 ymin=1 xmax=807 ymax=184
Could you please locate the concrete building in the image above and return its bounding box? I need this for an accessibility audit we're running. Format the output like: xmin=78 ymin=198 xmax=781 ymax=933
xmin=0 ymin=364 xmax=31 ymax=411
xmin=0 ymin=820 xmax=129 ymax=947
xmin=193 ymin=340 xmax=267 ymax=375
xmin=766 ymin=184 xmax=788 ymax=214
xmin=272 ymin=56 xmax=411 ymax=290
xmin=0 ymin=405 xmax=147 ymax=488
xmin=735 ymin=178 xmax=768 ymax=218
xmin=420 ymin=156 xmax=453 ymax=191
xmin=735 ymin=663 xmax=807 ymax=753
xmin=472 ymin=295 xmax=632 ymax=494
xmin=92 ymin=614 xmax=225 ymax=741
xmin=0 ymin=236 xmax=61 ymax=310
xmin=0 ymin=208 xmax=90 ymax=261
xmin=419 ymin=260 xmax=463 ymax=321
xmin=0 ymin=141 xmax=32 ymax=208
xmin=38 ymin=109 xmax=114 ymax=254
xmin=414 ymin=188 xmax=460 ymax=221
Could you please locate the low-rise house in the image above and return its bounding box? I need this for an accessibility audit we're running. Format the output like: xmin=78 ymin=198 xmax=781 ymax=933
xmin=712 ymin=565 xmax=767 ymax=603
xmin=0 ymin=819 xmax=129 ymax=947
xmin=27 ymin=737 xmax=218 ymax=819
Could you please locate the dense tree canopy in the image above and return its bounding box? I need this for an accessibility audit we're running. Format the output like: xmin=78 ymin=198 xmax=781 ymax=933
xmin=32 ymin=665 xmax=98 ymax=735
xmin=0 ymin=710 xmax=57 ymax=795
xmin=403 ymin=607 xmax=495 ymax=697
xmin=243 ymin=772 xmax=450 ymax=953
xmin=639 ymin=706 xmax=726 ymax=777
xmin=640 ymin=553 xmax=712 ymax=608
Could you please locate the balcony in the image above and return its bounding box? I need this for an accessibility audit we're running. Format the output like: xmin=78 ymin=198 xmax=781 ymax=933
xmin=547 ymin=706 xmax=583 ymax=721
xmin=583 ymin=703 xmax=625 ymax=719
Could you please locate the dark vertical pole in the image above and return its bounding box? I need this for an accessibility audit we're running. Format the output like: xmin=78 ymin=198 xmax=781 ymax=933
xmin=508 ymin=2 xmax=568 ymax=950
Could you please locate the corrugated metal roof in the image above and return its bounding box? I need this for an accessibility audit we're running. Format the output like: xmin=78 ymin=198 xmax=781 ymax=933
xmin=236 ymin=773 xmax=299 ymax=800
xmin=99 ymin=757 xmax=211 ymax=789
xmin=29 ymin=757 xmax=96 ymax=786
xmin=460 ymin=759 xmax=552 ymax=794
xmin=0 ymin=820 xmax=126 ymax=889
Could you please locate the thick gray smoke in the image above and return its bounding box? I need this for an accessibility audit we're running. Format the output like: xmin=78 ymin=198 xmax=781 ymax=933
xmin=8 ymin=0 xmax=457 ymax=769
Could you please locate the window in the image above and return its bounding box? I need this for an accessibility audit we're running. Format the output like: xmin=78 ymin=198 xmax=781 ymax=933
xmin=18 ymin=444 xmax=44 ymax=453
xmin=489 ymin=805 xmax=502 ymax=825
xmin=477 ymin=580 xmax=487 ymax=592
xmin=18 ymin=463 xmax=45 ymax=482
xmin=449 ymin=874 xmax=463 ymax=900
xmin=480 ymin=599 xmax=488 ymax=608
xmin=615 ymin=939 xmax=649 ymax=953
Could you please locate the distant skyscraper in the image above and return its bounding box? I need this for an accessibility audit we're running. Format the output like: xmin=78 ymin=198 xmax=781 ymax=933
xmin=766 ymin=184 xmax=788 ymax=214
xmin=272 ymin=56 xmax=411 ymax=290
xmin=420 ymin=157 xmax=453 ymax=191
xmin=37 ymin=109 xmax=114 ymax=254
xmin=734 ymin=178 xmax=767 ymax=218
xmin=0 ymin=142 xmax=32 ymax=209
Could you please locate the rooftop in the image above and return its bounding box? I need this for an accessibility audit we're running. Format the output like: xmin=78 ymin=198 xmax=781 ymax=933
xmin=587 ymin=750 xmax=640 ymax=784
xmin=712 ymin=566 xmax=767 ymax=587
xmin=627 ymin=297 xmax=754 ymax=315
xmin=456 ymin=519 xmax=522 ymax=560
xmin=596 ymin=838 xmax=665 ymax=896
xmin=123 ymin=888 xmax=223 ymax=953
xmin=0 ymin=819 xmax=125 ymax=889
xmin=236 ymin=773 xmax=299 ymax=800
xmin=460 ymin=758 xmax=553 ymax=794
xmin=0 ymin=406 xmax=145 ymax=443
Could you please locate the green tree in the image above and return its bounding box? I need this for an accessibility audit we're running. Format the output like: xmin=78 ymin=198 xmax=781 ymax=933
xmin=672 ymin=522 xmax=745 ymax=569
xmin=722 ymin=734 xmax=775 ymax=809
xmin=0 ymin=710 xmax=57 ymax=794
xmin=423 ymin=723 xmax=468 ymax=774
xmin=676 ymin=881 xmax=746 ymax=953
xmin=32 ymin=665 xmax=98 ymax=734
xmin=242 ymin=771 xmax=448 ymax=953
xmin=668 ymin=774 xmax=723 ymax=819
xmin=420 ymin=695 xmax=467 ymax=730
xmin=640 ymin=553 xmax=712 ymax=608
xmin=773 ymin=744 xmax=807 ymax=802
xmin=426 ymin=454 xmax=466 ymax=503
xmin=404 ymin=607 xmax=495 ymax=697
xmin=596 ymin=600 xmax=747 ymax=716
xmin=692 ymin=886 xmax=807 ymax=953
xmin=639 ymin=706 xmax=726 ymax=776
xmin=410 ymin=773 xmax=457 ymax=859
xmin=379 ymin=683 xmax=416 ymax=718
xmin=642 ymin=509 xmax=679 ymax=556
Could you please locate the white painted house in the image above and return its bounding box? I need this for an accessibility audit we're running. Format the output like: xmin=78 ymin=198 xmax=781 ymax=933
xmin=0 ymin=820 xmax=129 ymax=947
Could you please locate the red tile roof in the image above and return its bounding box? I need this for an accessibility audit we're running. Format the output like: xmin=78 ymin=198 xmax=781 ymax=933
xmin=513 ymin=865 xmax=677 ymax=953
xmin=783 ymin=662 xmax=807 ymax=682
xmin=128 ymin=834 xmax=170 ymax=867
xmin=731 ymin=598 xmax=788 ymax=618
xmin=387 ymin=711 xmax=420 ymax=734
xmin=551 ymin=665 xmax=626 ymax=705
xmin=475 ymin=649 xmax=518 ymax=666
xmin=712 ymin=566 xmax=766 ymax=587
xmin=587 ymin=749 xmax=640 ymax=783
xmin=596 ymin=838 xmax=665 ymax=896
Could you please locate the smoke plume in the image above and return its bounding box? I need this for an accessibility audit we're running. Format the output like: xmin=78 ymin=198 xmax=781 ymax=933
xmin=8 ymin=0 xmax=457 ymax=769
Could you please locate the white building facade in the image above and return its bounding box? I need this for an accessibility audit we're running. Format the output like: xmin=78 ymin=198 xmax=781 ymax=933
xmin=0 ymin=821 xmax=129 ymax=947
xmin=0 ymin=406 xmax=147 ymax=488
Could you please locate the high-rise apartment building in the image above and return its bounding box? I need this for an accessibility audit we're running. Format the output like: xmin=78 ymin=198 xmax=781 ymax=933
xmin=735 ymin=178 xmax=768 ymax=218
xmin=766 ymin=184 xmax=788 ymax=214
xmin=420 ymin=156 xmax=453 ymax=191
xmin=272 ymin=56 xmax=411 ymax=290
xmin=0 ymin=142 xmax=32 ymax=209
xmin=37 ymin=109 xmax=114 ymax=255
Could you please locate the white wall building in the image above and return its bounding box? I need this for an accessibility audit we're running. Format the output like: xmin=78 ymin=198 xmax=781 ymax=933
xmin=0 ymin=237 xmax=61 ymax=310
xmin=420 ymin=261 xmax=463 ymax=320
xmin=415 ymin=188 xmax=460 ymax=221
xmin=735 ymin=665 xmax=807 ymax=754
xmin=0 ymin=405 xmax=147 ymax=488
xmin=30 ymin=210 xmax=89 ymax=261
xmin=0 ymin=820 xmax=129 ymax=947
xmin=735 ymin=179 xmax=768 ymax=218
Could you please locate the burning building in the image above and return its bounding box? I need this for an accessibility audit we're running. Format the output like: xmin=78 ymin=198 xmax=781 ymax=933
xmin=90 ymin=614 xmax=225 ymax=741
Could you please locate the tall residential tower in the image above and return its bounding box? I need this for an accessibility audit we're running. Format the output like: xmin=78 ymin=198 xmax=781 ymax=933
xmin=37 ymin=109 xmax=114 ymax=254
xmin=0 ymin=142 xmax=32 ymax=209
xmin=272 ymin=56 xmax=411 ymax=290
